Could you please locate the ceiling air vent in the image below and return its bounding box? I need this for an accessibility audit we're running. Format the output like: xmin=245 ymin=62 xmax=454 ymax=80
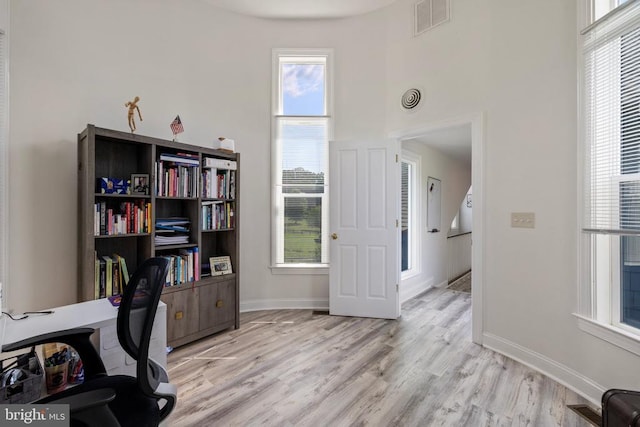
xmin=415 ymin=0 xmax=450 ymax=36
xmin=401 ymin=88 xmax=422 ymax=111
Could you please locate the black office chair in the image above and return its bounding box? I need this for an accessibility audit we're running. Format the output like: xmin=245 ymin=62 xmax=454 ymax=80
xmin=2 ymin=257 xmax=176 ymax=427
xmin=602 ymin=389 xmax=640 ymax=426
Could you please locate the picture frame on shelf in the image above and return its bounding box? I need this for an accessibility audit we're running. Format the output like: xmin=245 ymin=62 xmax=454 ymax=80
xmin=209 ymin=256 xmax=232 ymax=276
xmin=131 ymin=173 xmax=149 ymax=195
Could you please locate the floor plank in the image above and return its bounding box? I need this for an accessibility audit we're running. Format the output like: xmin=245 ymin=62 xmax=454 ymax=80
xmin=166 ymin=287 xmax=592 ymax=426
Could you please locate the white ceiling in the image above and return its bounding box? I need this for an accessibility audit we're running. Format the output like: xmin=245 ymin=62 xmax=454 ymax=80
xmin=202 ymin=0 xmax=399 ymax=19
xmin=407 ymin=124 xmax=472 ymax=167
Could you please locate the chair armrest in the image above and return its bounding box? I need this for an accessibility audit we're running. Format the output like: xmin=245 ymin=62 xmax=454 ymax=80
xmin=2 ymin=328 xmax=107 ymax=379
xmin=47 ymin=388 xmax=120 ymax=427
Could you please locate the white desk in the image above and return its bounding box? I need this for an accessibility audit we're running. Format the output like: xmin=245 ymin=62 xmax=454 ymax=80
xmin=0 ymin=299 xmax=167 ymax=376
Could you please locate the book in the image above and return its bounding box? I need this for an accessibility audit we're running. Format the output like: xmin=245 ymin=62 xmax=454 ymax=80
xmin=159 ymin=153 xmax=200 ymax=166
xmin=203 ymin=157 xmax=237 ymax=170
xmin=193 ymin=247 xmax=200 ymax=281
xmin=99 ymin=258 xmax=106 ymax=299
xmin=111 ymin=256 xmax=120 ymax=296
xmin=94 ymin=252 xmax=100 ymax=300
xmin=115 ymin=254 xmax=130 ymax=288
xmin=102 ymin=256 xmax=113 ymax=297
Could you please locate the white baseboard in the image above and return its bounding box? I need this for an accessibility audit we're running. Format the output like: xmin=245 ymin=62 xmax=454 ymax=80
xmin=400 ymin=278 xmax=433 ymax=303
xmin=483 ymin=333 xmax=605 ymax=407
xmin=240 ymin=298 xmax=329 ymax=313
xmin=435 ymin=279 xmax=448 ymax=288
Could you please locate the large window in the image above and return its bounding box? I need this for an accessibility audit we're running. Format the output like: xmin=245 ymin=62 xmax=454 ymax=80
xmin=272 ymin=49 xmax=332 ymax=269
xmin=580 ymin=0 xmax=640 ymax=345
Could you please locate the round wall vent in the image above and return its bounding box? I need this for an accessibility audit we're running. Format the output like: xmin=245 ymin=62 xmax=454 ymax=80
xmin=401 ymin=88 xmax=422 ymax=111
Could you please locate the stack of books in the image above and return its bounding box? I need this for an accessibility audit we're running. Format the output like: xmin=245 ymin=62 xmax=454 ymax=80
xmin=155 ymin=217 xmax=190 ymax=246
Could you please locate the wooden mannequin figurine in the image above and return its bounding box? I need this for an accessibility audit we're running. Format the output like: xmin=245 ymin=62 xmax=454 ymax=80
xmin=125 ymin=96 xmax=143 ymax=132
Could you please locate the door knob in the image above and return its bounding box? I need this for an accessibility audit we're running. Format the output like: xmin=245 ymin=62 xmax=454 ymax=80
xmin=331 ymin=233 xmax=338 ymax=240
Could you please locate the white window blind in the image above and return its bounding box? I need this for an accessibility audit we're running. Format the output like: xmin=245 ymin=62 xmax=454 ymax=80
xmin=583 ymin=0 xmax=640 ymax=235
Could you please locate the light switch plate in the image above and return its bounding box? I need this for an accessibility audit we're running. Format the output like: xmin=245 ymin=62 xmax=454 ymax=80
xmin=511 ymin=212 xmax=535 ymax=229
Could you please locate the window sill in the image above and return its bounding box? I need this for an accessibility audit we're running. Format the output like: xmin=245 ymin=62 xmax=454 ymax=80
xmin=270 ymin=264 xmax=329 ymax=275
xmin=574 ymin=313 xmax=640 ymax=357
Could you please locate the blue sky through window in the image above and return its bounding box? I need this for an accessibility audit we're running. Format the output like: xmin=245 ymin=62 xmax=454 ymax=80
xmin=282 ymin=63 xmax=325 ymax=116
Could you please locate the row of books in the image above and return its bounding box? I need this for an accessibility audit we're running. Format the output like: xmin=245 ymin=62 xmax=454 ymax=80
xmin=156 ymin=153 xmax=200 ymax=197
xmin=202 ymin=169 xmax=236 ymax=199
xmin=163 ymin=248 xmax=200 ymax=286
xmin=202 ymin=201 xmax=235 ymax=230
xmin=155 ymin=217 xmax=190 ymax=246
xmin=94 ymin=253 xmax=130 ymax=299
xmin=94 ymin=201 xmax=151 ymax=236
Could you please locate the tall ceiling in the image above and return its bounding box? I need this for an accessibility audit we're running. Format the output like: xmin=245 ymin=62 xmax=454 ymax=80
xmin=202 ymin=0 xmax=400 ymax=19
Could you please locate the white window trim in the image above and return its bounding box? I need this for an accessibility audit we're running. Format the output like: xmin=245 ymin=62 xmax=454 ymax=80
xmin=401 ymin=150 xmax=421 ymax=280
xmin=576 ymin=0 xmax=640 ymax=351
xmin=270 ymin=48 xmax=334 ymax=274
xmin=0 ymin=22 xmax=9 ymax=311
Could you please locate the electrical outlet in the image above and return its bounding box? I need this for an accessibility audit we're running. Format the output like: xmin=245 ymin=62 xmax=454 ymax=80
xmin=511 ymin=212 xmax=535 ymax=229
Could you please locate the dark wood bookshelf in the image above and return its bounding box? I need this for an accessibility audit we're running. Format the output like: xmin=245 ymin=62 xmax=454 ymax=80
xmin=78 ymin=124 xmax=240 ymax=348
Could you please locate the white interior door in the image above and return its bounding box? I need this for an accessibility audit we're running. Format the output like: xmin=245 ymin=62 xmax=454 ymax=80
xmin=329 ymin=139 xmax=400 ymax=319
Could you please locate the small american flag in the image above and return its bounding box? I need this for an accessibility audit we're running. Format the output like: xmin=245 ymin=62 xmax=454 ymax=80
xmin=170 ymin=115 xmax=184 ymax=135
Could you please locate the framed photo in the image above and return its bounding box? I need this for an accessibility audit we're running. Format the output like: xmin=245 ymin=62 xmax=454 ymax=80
xmin=427 ymin=176 xmax=441 ymax=233
xmin=209 ymin=256 xmax=233 ymax=276
xmin=131 ymin=173 xmax=149 ymax=195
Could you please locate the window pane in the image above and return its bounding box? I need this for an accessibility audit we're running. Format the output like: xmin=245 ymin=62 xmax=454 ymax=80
xmin=279 ymin=118 xmax=327 ymax=188
xmin=401 ymin=162 xmax=409 ymax=272
xmin=281 ymin=63 xmax=325 ymax=116
xmin=284 ymin=197 xmax=322 ymax=263
xmin=622 ymin=236 xmax=640 ymax=328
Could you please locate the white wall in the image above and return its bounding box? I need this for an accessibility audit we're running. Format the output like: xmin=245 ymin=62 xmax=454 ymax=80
xmin=7 ymin=0 xmax=387 ymax=312
xmin=0 ymin=0 xmax=7 ymax=29
xmin=400 ymin=140 xmax=470 ymax=301
xmin=385 ymin=0 xmax=640 ymax=403
xmin=9 ymin=0 xmax=640 ymax=406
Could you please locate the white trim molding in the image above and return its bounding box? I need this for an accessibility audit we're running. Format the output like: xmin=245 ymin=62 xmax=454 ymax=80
xmin=400 ymin=278 xmax=433 ymax=304
xmin=240 ymin=298 xmax=329 ymax=313
xmin=483 ymin=332 xmax=606 ymax=407
xmin=574 ymin=313 xmax=640 ymax=357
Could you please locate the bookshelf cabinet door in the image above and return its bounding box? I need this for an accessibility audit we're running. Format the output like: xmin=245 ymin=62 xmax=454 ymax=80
xmin=161 ymin=289 xmax=199 ymax=343
xmin=199 ymin=279 xmax=236 ymax=330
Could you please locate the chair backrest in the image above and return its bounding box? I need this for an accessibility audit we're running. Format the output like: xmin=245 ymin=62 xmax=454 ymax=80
xmin=116 ymin=257 xmax=175 ymax=419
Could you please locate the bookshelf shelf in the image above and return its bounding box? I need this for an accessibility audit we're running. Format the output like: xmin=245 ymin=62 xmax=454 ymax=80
xmin=94 ymin=193 xmax=152 ymax=199
xmin=78 ymin=124 xmax=240 ymax=348
xmin=95 ymin=233 xmax=151 ymax=239
xmin=154 ymin=243 xmax=199 ymax=251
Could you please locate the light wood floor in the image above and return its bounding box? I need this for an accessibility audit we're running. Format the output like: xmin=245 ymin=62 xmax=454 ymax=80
xmin=165 ymin=287 xmax=591 ymax=426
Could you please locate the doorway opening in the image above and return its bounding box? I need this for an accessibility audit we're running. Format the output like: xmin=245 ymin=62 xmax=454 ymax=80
xmin=391 ymin=113 xmax=484 ymax=344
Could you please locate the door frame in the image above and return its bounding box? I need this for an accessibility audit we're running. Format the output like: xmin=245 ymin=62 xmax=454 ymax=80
xmin=389 ymin=112 xmax=485 ymax=345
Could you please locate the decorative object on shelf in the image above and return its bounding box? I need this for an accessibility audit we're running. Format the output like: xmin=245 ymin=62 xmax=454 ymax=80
xmin=209 ymin=256 xmax=232 ymax=276
xmin=170 ymin=115 xmax=184 ymax=141
xmin=98 ymin=177 xmax=129 ymax=194
xmin=215 ymin=137 xmax=235 ymax=153
xmin=466 ymin=194 xmax=472 ymax=208
xmin=125 ymin=96 xmax=143 ymax=133
xmin=131 ymin=173 xmax=150 ymax=195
